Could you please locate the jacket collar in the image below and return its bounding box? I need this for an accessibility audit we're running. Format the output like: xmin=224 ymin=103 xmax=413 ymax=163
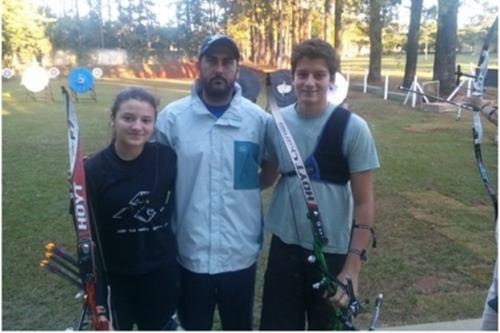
xmin=190 ymin=80 xmax=244 ymax=127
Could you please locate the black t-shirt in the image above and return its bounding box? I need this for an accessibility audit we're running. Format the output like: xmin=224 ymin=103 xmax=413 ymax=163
xmin=85 ymin=142 xmax=177 ymax=275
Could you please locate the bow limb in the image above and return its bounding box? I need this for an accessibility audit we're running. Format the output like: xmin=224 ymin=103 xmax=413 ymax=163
xmin=62 ymin=87 xmax=112 ymax=330
xmin=470 ymin=17 xmax=498 ymax=221
xmin=403 ymin=18 xmax=498 ymax=220
xmin=472 ymin=17 xmax=498 ymax=97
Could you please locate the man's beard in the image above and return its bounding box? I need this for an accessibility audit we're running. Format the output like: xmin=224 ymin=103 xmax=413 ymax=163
xmin=201 ymin=75 xmax=236 ymax=101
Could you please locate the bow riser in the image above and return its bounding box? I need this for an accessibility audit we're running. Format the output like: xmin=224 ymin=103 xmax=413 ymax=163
xmin=62 ymin=87 xmax=111 ymax=330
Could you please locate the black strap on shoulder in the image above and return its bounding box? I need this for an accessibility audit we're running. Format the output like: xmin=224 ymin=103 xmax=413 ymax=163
xmin=281 ymin=107 xmax=351 ymax=185
xmin=313 ymin=106 xmax=351 ymax=184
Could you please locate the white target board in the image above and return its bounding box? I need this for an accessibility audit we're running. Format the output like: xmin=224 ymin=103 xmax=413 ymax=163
xmin=327 ymin=72 xmax=349 ymax=106
xmin=21 ymin=65 xmax=49 ymax=93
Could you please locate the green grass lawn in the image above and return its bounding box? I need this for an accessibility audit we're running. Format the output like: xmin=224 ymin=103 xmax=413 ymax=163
xmin=342 ymin=53 xmax=499 ymax=81
xmin=2 ymin=75 xmax=497 ymax=330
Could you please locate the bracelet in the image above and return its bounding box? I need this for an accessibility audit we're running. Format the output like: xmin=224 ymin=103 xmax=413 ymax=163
xmin=348 ymin=248 xmax=367 ymax=261
xmin=353 ymin=224 xmax=377 ymax=248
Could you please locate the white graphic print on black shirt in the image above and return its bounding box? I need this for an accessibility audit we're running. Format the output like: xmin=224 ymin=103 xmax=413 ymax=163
xmin=84 ymin=142 xmax=177 ymax=275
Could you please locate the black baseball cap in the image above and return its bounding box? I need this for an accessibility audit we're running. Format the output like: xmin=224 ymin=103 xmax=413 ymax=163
xmin=199 ymin=34 xmax=240 ymax=60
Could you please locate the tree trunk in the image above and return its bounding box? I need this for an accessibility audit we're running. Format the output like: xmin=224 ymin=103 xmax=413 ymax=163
xmin=185 ymin=0 xmax=192 ymax=33
xmin=334 ymin=0 xmax=344 ymax=70
xmin=368 ymin=0 xmax=382 ymax=83
xmin=433 ymin=0 xmax=459 ymax=94
xmin=284 ymin=19 xmax=291 ymax=67
xmin=299 ymin=4 xmax=311 ymax=41
xmin=266 ymin=2 xmax=275 ymax=66
xmin=291 ymin=0 xmax=298 ymax=49
xmin=305 ymin=8 xmax=312 ymax=39
xmin=260 ymin=26 xmax=266 ymax=64
xmin=250 ymin=10 xmax=256 ymax=63
xmin=276 ymin=0 xmax=284 ymax=66
xmin=402 ymin=0 xmax=423 ymax=88
xmin=208 ymin=0 xmax=215 ymax=33
xmin=324 ymin=0 xmax=332 ymax=43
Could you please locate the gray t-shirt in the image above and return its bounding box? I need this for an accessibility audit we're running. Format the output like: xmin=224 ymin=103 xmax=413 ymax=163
xmin=265 ymin=102 xmax=380 ymax=254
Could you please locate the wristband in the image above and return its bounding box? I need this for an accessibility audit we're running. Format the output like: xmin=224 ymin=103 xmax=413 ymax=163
xmin=348 ymin=248 xmax=367 ymax=261
xmin=353 ymin=224 xmax=377 ymax=248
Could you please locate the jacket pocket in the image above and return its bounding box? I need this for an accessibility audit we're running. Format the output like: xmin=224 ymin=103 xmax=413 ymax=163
xmin=234 ymin=141 xmax=259 ymax=190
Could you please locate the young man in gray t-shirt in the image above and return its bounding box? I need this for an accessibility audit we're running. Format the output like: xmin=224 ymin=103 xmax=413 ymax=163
xmin=260 ymin=38 xmax=380 ymax=330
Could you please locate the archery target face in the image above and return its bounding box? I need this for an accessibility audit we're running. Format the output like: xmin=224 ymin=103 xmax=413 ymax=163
xmin=68 ymin=67 xmax=95 ymax=93
xmin=92 ymin=67 xmax=103 ymax=79
xmin=21 ymin=65 xmax=49 ymax=93
xmin=327 ymin=72 xmax=349 ymax=105
xmin=48 ymin=67 xmax=60 ymax=79
xmin=2 ymin=68 xmax=14 ymax=79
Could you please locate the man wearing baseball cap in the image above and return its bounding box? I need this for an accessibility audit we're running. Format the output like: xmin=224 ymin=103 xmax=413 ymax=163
xmin=156 ymin=34 xmax=275 ymax=330
xmin=199 ymin=34 xmax=241 ymax=60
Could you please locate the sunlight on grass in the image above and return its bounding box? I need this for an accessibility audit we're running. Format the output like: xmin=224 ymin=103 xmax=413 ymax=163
xmin=409 ymin=207 xmax=450 ymax=227
xmin=403 ymin=189 xmax=495 ymax=262
xmin=404 ymin=190 xmax=467 ymax=209
xmin=439 ymin=225 xmax=496 ymax=260
xmin=403 ymin=121 xmax=458 ymax=133
xmin=2 ymin=102 xmax=45 ymax=115
xmin=343 ymin=53 xmax=499 ymax=82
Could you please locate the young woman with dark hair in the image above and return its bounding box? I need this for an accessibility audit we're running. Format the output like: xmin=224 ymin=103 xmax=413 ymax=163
xmin=84 ymin=87 xmax=179 ymax=330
